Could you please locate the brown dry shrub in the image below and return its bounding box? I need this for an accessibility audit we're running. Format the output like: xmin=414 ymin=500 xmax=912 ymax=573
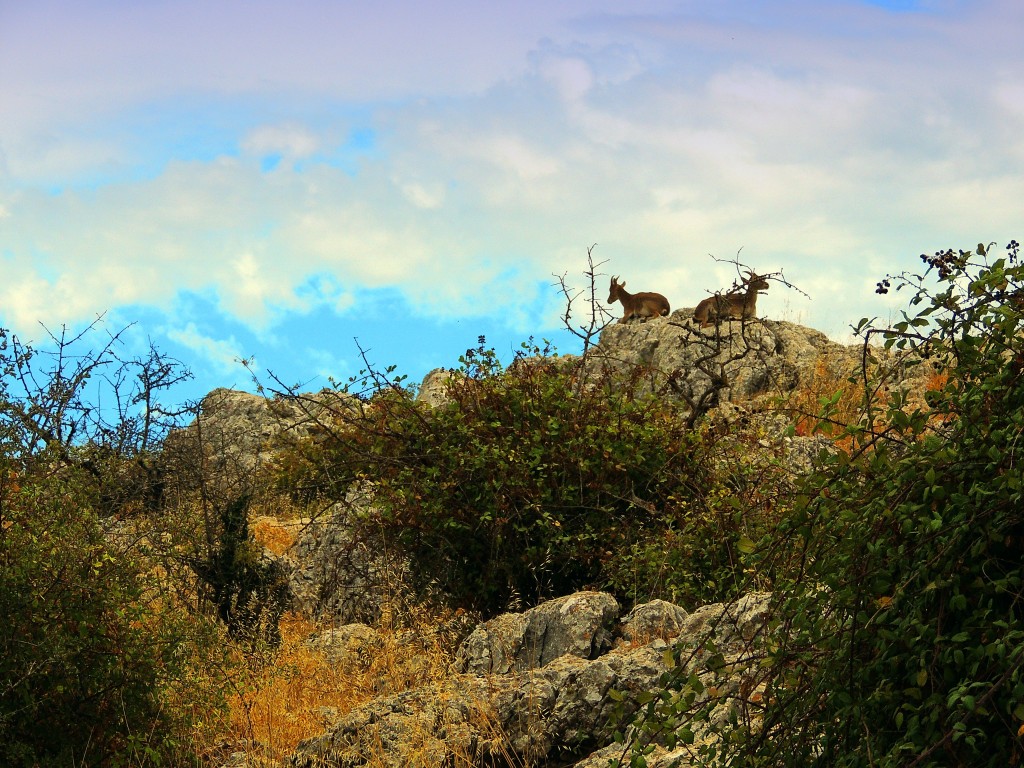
xmin=784 ymin=356 xmax=868 ymax=439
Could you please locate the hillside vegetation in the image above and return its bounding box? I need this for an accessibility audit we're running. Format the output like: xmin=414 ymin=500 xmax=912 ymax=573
xmin=1 ymin=242 xmax=1022 ymax=767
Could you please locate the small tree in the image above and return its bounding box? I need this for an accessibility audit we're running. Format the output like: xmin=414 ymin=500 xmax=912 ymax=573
xmin=189 ymin=494 xmax=290 ymax=645
xmin=0 ymin=320 xmax=194 ymax=516
xmin=0 ymin=321 xmax=228 ymax=767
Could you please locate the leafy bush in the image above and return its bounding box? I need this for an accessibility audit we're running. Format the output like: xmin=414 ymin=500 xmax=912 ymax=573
xmin=636 ymin=241 xmax=1024 ymax=767
xmin=289 ymin=340 xmax=782 ymax=617
xmin=0 ymin=459 xmax=227 ymax=767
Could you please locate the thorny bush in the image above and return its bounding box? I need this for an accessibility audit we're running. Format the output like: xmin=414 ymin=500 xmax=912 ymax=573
xmin=278 ymin=339 xmax=788 ymax=617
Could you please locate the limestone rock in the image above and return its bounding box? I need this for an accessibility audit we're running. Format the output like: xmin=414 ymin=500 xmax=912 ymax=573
xmin=415 ymin=368 xmax=462 ymax=408
xmin=620 ymin=599 xmax=689 ymax=644
xmin=163 ymin=386 xmax=359 ymax=494
xmin=455 ymin=591 xmax=621 ymax=675
xmin=306 ymin=623 xmax=381 ymax=663
xmin=286 ymin=488 xmax=410 ymax=625
xmin=590 ymin=313 xmax=861 ymax=410
xmin=287 ymin=591 xmax=774 ymax=768
xmin=288 ymin=635 xmax=671 ymax=768
xmin=676 ymin=591 xmax=773 ymax=651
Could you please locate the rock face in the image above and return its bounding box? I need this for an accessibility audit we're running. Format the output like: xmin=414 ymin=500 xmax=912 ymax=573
xmin=589 ymin=312 xmax=861 ymax=413
xmin=163 ymin=387 xmax=359 ymax=493
xmin=287 ymin=591 xmax=773 ymax=768
xmin=415 ymin=368 xmax=463 ymax=408
xmin=163 ymin=388 xmax=397 ymax=625
xmin=619 ymin=599 xmax=690 ymax=644
xmin=590 ymin=311 xmax=935 ymax=420
xmin=286 ymin=488 xmax=411 ymax=625
xmin=456 ymin=591 xmax=620 ymax=675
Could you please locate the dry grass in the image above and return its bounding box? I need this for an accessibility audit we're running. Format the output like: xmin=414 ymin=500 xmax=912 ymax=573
xmin=782 ymin=356 xmax=870 ymax=440
xmin=220 ymin=602 xmax=478 ymax=764
xmin=251 ymin=515 xmax=302 ymax=556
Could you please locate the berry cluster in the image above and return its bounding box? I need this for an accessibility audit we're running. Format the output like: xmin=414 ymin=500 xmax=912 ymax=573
xmin=919 ymin=248 xmax=966 ymax=281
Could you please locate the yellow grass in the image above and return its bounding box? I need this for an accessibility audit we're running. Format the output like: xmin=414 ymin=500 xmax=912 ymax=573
xmin=251 ymin=515 xmax=300 ymax=556
xmin=221 ymin=603 xmax=478 ymax=763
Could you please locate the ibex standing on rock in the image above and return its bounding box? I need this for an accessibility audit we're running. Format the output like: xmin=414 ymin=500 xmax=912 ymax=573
xmin=692 ymin=271 xmax=770 ymax=328
xmin=608 ymin=276 xmax=671 ymax=323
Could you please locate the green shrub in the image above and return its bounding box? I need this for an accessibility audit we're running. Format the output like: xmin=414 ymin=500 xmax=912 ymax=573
xmin=603 ymin=441 xmax=788 ymax=607
xmin=0 ymin=324 xmax=231 ymax=766
xmin=293 ymin=340 xmax=782 ymax=617
xmin=0 ymin=459 xmax=227 ymax=767
xmin=635 ymin=241 xmax=1024 ymax=767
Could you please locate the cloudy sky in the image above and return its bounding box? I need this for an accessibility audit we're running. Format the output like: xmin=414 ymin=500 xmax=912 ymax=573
xmin=1 ymin=0 xmax=1021 ymax=402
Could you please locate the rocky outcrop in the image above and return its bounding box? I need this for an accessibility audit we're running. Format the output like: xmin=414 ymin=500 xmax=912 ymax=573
xmin=456 ymin=591 xmax=620 ymax=675
xmin=415 ymin=368 xmax=464 ymax=408
xmin=590 ymin=311 xmax=935 ymax=420
xmin=287 ymin=591 xmax=773 ymax=768
xmin=619 ymin=599 xmax=690 ymax=644
xmin=590 ymin=313 xmax=858 ymax=410
xmin=163 ymin=387 xmax=359 ymax=491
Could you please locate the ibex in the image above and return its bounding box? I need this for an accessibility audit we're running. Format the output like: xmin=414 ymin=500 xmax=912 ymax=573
xmin=608 ymin=276 xmax=671 ymax=323
xmin=692 ymin=271 xmax=770 ymax=328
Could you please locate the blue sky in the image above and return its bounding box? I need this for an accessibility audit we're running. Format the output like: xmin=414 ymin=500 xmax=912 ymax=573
xmin=1 ymin=0 xmax=1022 ymax=404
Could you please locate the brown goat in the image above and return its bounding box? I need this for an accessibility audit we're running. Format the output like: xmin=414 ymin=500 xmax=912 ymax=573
xmin=692 ymin=271 xmax=770 ymax=327
xmin=607 ymin=276 xmax=671 ymax=323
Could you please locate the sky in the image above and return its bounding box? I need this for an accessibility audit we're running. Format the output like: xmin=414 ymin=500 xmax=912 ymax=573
xmin=1 ymin=0 xmax=1022 ymax=405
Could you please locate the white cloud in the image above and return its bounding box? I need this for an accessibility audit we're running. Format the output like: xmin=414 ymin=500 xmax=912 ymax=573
xmin=538 ymin=55 xmax=595 ymax=103
xmin=242 ymin=123 xmax=321 ymax=161
xmin=1 ymin=0 xmax=1022 ymax=356
xmin=396 ymin=180 xmax=445 ymax=209
xmin=166 ymin=323 xmax=246 ymax=373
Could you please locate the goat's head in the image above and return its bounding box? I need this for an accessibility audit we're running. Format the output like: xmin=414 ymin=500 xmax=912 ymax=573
xmin=608 ymin=276 xmax=625 ymax=304
xmin=743 ymin=270 xmax=771 ymax=293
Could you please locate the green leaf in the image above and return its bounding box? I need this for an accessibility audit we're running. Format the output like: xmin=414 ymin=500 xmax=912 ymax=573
xmin=663 ymin=647 xmax=676 ymax=668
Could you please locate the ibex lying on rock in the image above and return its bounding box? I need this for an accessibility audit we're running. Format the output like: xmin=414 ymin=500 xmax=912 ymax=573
xmin=693 ymin=271 xmax=770 ymax=327
xmin=608 ymin=276 xmax=671 ymax=323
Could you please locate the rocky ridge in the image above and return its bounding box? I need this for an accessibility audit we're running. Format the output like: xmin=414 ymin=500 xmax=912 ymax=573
xmin=185 ymin=315 xmax=930 ymax=767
